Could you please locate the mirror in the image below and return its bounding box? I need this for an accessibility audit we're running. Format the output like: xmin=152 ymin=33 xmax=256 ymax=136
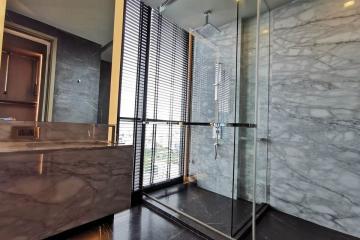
xmin=0 ymin=0 xmax=115 ymax=124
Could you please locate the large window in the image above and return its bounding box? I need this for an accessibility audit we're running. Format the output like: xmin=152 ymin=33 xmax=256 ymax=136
xmin=119 ymin=0 xmax=189 ymax=191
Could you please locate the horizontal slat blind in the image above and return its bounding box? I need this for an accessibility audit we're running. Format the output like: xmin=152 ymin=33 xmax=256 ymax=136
xmin=146 ymin=10 xmax=188 ymax=121
xmin=144 ymin=9 xmax=188 ymax=185
xmin=119 ymin=1 xmax=188 ymax=191
xmin=119 ymin=0 xmax=151 ymax=192
xmin=119 ymin=0 xmax=141 ymax=119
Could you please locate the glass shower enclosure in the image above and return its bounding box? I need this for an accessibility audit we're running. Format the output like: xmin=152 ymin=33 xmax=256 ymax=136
xmin=145 ymin=0 xmax=270 ymax=239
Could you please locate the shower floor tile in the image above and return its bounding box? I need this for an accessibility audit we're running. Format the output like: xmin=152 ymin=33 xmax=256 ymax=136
xmin=149 ymin=183 xmax=261 ymax=236
xmin=242 ymin=208 xmax=360 ymax=240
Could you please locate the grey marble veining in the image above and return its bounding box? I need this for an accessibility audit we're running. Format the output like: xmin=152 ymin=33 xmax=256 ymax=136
xmin=190 ymin=20 xmax=240 ymax=199
xmin=0 ymin=146 xmax=133 ymax=240
xmin=269 ymin=0 xmax=360 ymax=237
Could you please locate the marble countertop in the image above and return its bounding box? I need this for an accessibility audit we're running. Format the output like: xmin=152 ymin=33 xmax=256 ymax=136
xmin=0 ymin=139 xmax=133 ymax=240
xmin=0 ymin=141 xmax=131 ymax=153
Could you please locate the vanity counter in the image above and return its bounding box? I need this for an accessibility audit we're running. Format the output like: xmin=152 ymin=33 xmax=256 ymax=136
xmin=0 ymin=141 xmax=129 ymax=153
xmin=0 ymin=144 xmax=133 ymax=240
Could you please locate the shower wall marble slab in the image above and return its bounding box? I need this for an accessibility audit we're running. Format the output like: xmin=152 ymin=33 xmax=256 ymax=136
xmin=190 ymin=20 xmax=240 ymax=199
xmin=269 ymin=0 xmax=360 ymax=237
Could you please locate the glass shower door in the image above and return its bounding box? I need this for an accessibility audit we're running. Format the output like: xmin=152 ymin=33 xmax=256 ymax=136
xmin=188 ymin=16 xmax=241 ymax=236
xmin=234 ymin=0 xmax=271 ymax=239
xmin=145 ymin=0 xmax=262 ymax=238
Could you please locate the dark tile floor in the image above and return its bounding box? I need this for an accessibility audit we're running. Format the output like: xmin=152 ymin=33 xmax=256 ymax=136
xmin=46 ymin=204 xmax=360 ymax=240
xmin=47 ymin=206 xmax=204 ymax=240
xmin=242 ymin=208 xmax=360 ymax=240
xmin=46 ymin=184 xmax=360 ymax=240
xmin=149 ymin=183 xmax=260 ymax=236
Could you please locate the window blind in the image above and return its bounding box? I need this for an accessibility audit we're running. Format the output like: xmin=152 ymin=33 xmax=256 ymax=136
xmin=118 ymin=0 xmax=151 ymax=192
xmin=143 ymin=9 xmax=188 ymax=186
xmin=119 ymin=0 xmax=189 ymax=192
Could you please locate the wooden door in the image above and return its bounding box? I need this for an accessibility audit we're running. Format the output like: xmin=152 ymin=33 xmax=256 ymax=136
xmin=0 ymin=33 xmax=43 ymax=121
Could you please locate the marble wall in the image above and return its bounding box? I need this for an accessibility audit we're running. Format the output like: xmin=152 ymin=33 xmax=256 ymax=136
xmin=6 ymin=11 xmax=102 ymax=123
xmin=190 ymin=20 xmax=240 ymax=198
xmin=269 ymin=0 xmax=360 ymax=237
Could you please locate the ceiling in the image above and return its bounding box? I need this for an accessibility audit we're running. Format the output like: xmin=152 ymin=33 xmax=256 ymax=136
xmin=6 ymin=0 xmax=293 ymax=43
xmin=6 ymin=0 xmax=292 ymax=62
xmin=142 ymin=0 xmax=292 ymax=31
xmin=7 ymin=0 xmax=115 ymax=46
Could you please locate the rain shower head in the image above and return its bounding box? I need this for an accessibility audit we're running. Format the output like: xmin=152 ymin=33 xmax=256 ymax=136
xmin=192 ymin=10 xmax=221 ymax=38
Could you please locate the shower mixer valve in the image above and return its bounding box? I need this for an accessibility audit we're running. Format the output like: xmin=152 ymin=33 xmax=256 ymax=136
xmin=212 ymin=123 xmax=223 ymax=139
xmin=212 ymin=123 xmax=223 ymax=160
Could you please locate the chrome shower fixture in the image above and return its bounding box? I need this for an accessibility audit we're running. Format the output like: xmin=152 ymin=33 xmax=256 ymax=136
xmin=193 ymin=10 xmax=221 ymax=38
xmin=213 ymin=63 xmax=224 ymax=161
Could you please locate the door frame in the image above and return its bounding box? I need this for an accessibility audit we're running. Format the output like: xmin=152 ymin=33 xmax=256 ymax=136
xmin=4 ymin=22 xmax=57 ymax=122
xmin=1 ymin=47 xmax=43 ymax=121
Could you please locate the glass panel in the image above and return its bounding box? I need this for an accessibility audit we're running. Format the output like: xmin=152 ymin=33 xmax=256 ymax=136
xmin=191 ymin=16 xmax=238 ymax=125
xmin=235 ymin=0 xmax=271 ymax=238
xmin=256 ymin=0 xmax=271 ymax=205
xmin=150 ymin=125 xmax=236 ymax=235
xmin=189 ymin=6 xmax=241 ymax=235
xmin=190 ymin=126 xmax=234 ymax=199
xmin=144 ymin=0 xmax=246 ymax=238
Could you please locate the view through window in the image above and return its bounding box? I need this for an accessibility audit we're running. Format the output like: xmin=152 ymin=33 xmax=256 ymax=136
xmin=118 ymin=0 xmax=189 ymax=191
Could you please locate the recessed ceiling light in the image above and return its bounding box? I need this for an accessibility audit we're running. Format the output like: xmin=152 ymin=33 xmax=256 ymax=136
xmin=344 ymin=0 xmax=355 ymax=8
xmin=262 ymin=29 xmax=269 ymax=34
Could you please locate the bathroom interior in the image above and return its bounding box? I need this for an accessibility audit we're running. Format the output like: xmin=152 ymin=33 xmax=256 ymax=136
xmin=0 ymin=0 xmax=359 ymax=239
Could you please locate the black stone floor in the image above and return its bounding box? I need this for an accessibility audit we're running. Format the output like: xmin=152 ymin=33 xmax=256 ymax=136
xmin=46 ymin=187 xmax=360 ymax=240
xmin=46 ymin=206 xmax=204 ymax=240
xmin=148 ymin=183 xmax=260 ymax=236
xmin=242 ymin=208 xmax=360 ymax=240
xmin=46 ymin=205 xmax=360 ymax=240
